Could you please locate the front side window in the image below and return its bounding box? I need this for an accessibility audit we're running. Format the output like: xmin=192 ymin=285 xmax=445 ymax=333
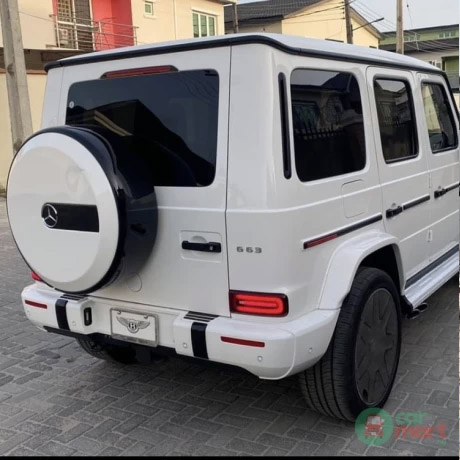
xmin=421 ymin=83 xmax=458 ymax=152
xmin=193 ymin=12 xmax=217 ymax=38
xmin=291 ymin=69 xmax=366 ymax=182
xmin=374 ymin=79 xmax=418 ymax=163
xmin=66 ymin=69 xmax=219 ymax=187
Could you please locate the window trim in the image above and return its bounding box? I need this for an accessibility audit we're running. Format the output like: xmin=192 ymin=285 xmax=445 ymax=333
xmin=420 ymin=80 xmax=459 ymax=154
xmin=290 ymin=67 xmax=368 ymax=184
xmin=373 ymin=76 xmax=420 ymax=164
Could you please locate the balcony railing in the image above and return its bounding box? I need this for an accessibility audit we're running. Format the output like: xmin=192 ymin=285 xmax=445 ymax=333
xmin=51 ymin=14 xmax=138 ymax=51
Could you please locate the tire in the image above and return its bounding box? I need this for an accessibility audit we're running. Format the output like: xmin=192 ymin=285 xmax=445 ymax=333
xmin=77 ymin=338 xmax=138 ymax=365
xmin=299 ymin=267 xmax=402 ymax=421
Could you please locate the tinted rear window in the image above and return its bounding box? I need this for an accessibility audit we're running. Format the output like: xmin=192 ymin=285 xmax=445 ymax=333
xmin=291 ymin=69 xmax=366 ymax=182
xmin=374 ymin=79 xmax=418 ymax=163
xmin=66 ymin=69 xmax=219 ymax=187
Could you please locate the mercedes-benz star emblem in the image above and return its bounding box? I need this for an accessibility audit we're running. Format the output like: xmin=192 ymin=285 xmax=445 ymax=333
xmin=42 ymin=204 xmax=58 ymax=228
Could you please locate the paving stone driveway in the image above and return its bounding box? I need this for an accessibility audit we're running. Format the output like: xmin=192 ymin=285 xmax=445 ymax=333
xmin=0 ymin=197 xmax=458 ymax=456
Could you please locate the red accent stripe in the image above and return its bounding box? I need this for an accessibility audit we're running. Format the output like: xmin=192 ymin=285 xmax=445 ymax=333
xmin=221 ymin=336 xmax=265 ymax=348
xmin=25 ymin=300 xmax=47 ymax=309
xmin=304 ymin=233 xmax=338 ymax=249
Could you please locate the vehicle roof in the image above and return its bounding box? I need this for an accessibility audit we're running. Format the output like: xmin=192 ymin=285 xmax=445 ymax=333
xmin=45 ymin=33 xmax=439 ymax=74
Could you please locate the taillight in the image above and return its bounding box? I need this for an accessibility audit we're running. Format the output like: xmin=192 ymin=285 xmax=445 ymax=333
xmin=102 ymin=65 xmax=178 ymax=79
xmin=229 ymin=291 xmax=288 ymax=317
xmin=31 ymin=272 xmax=42 ymax=282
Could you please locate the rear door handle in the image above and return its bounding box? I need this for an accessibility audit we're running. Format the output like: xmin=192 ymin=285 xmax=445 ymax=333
xmin=386 ymin=205 xmax=403 ymax=219
xmin=434 ymin=187 xmax=447 ymax=198
xmin=182 ymin=241 xmax=222 ymax=253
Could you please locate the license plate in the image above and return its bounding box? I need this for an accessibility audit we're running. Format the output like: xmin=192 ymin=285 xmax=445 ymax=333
xmin=111 ymin=309 xmax=158 ymax=347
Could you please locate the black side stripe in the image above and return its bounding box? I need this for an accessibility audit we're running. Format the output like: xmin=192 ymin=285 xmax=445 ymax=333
xmin=402 ymin=195 xmax=431 ymax=211
xmin=191 ymin=322 xmax=208 ymax=359
xmin=185 ymin=311 xmax=218 ymax=323
xmin=405 ymin=245 xmax=459 ymax=288
xmin=303 ymin=214 xmax=383 ymax=250
xmin=55 ymin=299 xmax=70 ymax=331
xmin=445 ymin=183 xmax=460 ymax=194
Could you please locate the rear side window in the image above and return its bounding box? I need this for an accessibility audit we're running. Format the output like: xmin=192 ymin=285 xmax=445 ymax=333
xmin=374 ymin=79 xmax=418 ymax=163
xmin=66 ymin=69 xmax=219 ymax=187
xmin=291 ymin=69 xmax=366 ymax=182
xmin=421 ymin=83 xmax=458 ymax=153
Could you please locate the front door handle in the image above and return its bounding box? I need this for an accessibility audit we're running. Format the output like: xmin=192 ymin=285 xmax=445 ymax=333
xmin=386 ymin=205 xmax=403 ymax=219
xmin=182 ymin=241 xmax=222 ymax=253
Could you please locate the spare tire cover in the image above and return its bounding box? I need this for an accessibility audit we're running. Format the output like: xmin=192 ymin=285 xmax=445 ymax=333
xmin=7 ymin=126 xmax=157 ymax=294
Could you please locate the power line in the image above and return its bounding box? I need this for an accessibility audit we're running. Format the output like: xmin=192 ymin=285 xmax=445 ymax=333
xmin=285 ymin=16 xmax=345 ymax=25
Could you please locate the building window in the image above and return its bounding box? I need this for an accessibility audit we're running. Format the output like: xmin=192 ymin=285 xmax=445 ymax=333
xmin=193 ymin=12 xmax=217 ymax=38
xmin=439 ymin=31 xmax=456 ymax=39
xmin=404 ymin=33 xmax=420 ymax=42
xmin=428 ymin=60 xmax=442 ymax=69
xmin=422 ymin=83 xmax=458 ymax=153
xmin=374 ymin=79 xmax=418 ymax=163
xmin=290 ymin=69 xmax=366 ymax=182
xmin=144 ymin=1 xmax=154 ymax=16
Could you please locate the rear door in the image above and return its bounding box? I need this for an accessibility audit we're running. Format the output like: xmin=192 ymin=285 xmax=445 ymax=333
xmin=367 ymin=67 xmax=431 ymax=278
xmin=416 ymin=73 xmax=459 ymax=261
xmin=55 ymin=48 xmax=231 ymax=316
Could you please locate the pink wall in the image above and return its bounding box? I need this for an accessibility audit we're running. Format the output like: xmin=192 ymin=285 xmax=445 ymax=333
xmin=112 ymin=0 xmax=134 ymax=47
xmin=91 ymin=0 xmax=133 ymax=50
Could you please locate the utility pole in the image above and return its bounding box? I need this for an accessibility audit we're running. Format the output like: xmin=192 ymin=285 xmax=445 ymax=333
xmin=0 ymin=0 xmax=32 ymax=154
xmin=396 ymin=0 xmax=404 ymax=54
xmin=232 ymin=2 xmax=239 ymax=34
xmin=344 ymin=0 xmax=353 ymax=44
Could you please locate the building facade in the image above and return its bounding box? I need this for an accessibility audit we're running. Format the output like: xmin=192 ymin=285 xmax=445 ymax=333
xmin=0 ymin=0 xmax=234 ymax=191
xmin=380 ymin=24 xmax=459 ymax=97
xmin=225 ymin=0 xmax=382 ymax=48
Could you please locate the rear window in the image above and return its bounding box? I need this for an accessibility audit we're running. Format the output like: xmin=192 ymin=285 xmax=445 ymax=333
xmin=291 ymin=69 xmax=366 ymax=182
xmin=421 ymin=82 xmax=458 ymax=153
xmin=66 ymin=69 xmax=219 ymax=187
xmin=374 ymin=79 xmax=418 ymax=163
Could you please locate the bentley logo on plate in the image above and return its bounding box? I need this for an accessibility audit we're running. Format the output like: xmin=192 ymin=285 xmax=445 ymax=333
xmin=116 ymin=316 xmax=150 ymax=334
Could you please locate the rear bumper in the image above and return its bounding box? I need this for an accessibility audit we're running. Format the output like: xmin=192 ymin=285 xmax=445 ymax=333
xmin=22 ymin=284 xmax=339 ymax=380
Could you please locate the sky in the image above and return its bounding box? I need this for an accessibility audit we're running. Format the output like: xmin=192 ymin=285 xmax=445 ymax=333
xmin=237 ymin=0 xmax=459 ymax=31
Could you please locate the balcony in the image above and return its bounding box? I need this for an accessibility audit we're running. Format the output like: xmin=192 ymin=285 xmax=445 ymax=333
xmin=51 ymin=14 xmax=138 ymax=51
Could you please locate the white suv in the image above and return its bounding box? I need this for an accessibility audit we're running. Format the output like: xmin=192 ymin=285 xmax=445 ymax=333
xmin=7 ymin=34 xmax=459 ymax=421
